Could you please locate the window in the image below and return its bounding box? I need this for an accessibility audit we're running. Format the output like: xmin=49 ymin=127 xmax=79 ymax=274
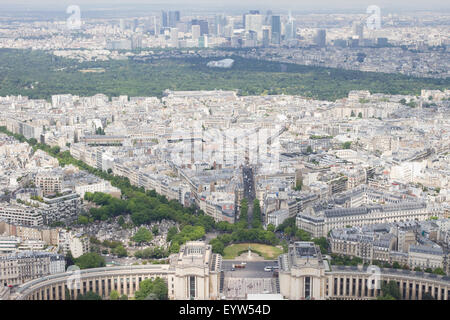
xmin=189 ymin=276 xmax=196 ymax=299
xmin=305 ymin=277 xmax=311 ymax=299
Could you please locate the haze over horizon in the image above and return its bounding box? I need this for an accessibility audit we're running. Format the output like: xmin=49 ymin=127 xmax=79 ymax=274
xmin=1 ymin=0 xmax=449 ymax=13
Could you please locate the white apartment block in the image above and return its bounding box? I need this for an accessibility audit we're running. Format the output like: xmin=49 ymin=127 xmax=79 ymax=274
xmin=267 ymin=208 xmax=290 ymax=227
xmin=58 ymin=231 xmax=90 ymax=258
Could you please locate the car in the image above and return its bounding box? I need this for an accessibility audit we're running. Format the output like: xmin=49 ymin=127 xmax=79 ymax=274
xmin=231 ymin=268 xmax=235 ymax=271
xmin=264 ymin=266 xmax=273 ymax=272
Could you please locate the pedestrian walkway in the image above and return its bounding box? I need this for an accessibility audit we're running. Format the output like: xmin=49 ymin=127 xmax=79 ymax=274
xmin=223 ymin=277 xmax=275 ymax=299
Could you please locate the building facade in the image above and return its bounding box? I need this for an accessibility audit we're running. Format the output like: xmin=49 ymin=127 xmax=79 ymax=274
xmin=278 ymin=242 xmax=450 ymax=300
xmin=0 ymin=251 xmax=65 ymax=287
xmin=297 ymin=202 xmax=430 ymax=238
xmin=11 ymin=241 xmax=222 ymax=301
xmin=6 ymin=241 xmax=450 ymax=301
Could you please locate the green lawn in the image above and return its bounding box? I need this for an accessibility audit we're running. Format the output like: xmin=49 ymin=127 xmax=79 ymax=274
xmin=223 ymin=243 xmax=283 ymax=260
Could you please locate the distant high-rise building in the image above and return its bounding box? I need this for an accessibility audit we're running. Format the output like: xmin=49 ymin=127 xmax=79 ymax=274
xmin=119 ymin=19 xmax=126 ymax=31
xmin=271 ymin=15 xmax=281 ymax=45
xmin=285 ymin=20 xmax=296 ymax=40
xmin=191 ymin=19 xmax=209 ymax=35
xmin=243 ymin=10 xmax=260 ymax=28
xmin=170 ymin=28 xmax=179 ymax=47
xmin=215 ymin=14 xmax=227 ymax=36
xmin=161 ymin=11 xmax=168 ymax=28
xmin=285 ymin=12 xmax=296 ymax=40
xmin=168 ymin=11 xmax=180 ymax=28
xmin=245 ymin=14 xmax=263 ymax=41
xmin=314 ymin=29 xmax=326 ymax=47
xmin=265 ymin=10 xmax=273 ymax=25
xmin=247 ymin=30 xmax=258 ymax=42
xmin=262 ymin=28 xmax=270 ymax=47
xmin=352 ymin=21 xmax=364 ymax=40
xmin=192 ymin=24 xmax=201 ymax=40
xmin=198 ymin=35 xmax=208 ymax=48
xmin=131 ymin=35 xmax=142 ymax=49
xmin=132 ymin=18 xmax=139 ymax=32
xmin=224 ymin=18 xmax=234 ymax=38
xmin=152 ymin=16 xmax=158 ymax=35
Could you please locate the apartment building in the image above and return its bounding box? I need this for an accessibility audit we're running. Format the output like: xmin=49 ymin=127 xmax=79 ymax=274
xmin=297 ymin=202 xmax=429 ymax=238
xmin=0 ymin=251 xmax=65 ymax=286
xmin=35 ymin=171 xmax=62 ymax=196
xmin=0 ymin=204 xmax=43 ymax=227
xmin=58 ymin=231 xmax=90 ymax=258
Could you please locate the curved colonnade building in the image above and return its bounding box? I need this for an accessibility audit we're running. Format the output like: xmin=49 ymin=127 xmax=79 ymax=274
xmin=11 ymin=241 xmax=223 ymax=301
xmin=278 ymin=242 xmax=450 ymax=300
xmin=7 ymin=241 xmax=450 ymax=301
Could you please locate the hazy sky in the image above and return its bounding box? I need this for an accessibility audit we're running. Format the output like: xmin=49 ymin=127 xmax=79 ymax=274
xmin=1 ymin=0 xmax=449 ymax=12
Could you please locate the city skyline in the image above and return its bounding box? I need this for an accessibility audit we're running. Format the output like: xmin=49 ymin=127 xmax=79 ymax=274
xmin=1 ymin=0 xmax=450 ymax=13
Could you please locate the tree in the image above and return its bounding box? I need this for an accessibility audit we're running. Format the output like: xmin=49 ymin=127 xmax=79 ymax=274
xmin=358 ymin=112 xmax=362 ymax=118
xmin=267 ymin=224 xmax=275 ymax=233
xmin=120 ymin=294 xmax=128 ymax=300
xmin=312 ymin=237 xmax=329 ymax=254
xmin=422 ymin=292 xmax=435 ymax=300
xmin=252 ymin=199 xmax=262 ymax=229
xmin=135 ymin=278 xmax=168 ymax=300
xmin=295 ymin=229 xmax=311 ymax=241
xmin=166 ymin=227 xmax=178 ymax=242
xmin=377 ymin=294 xmax=395 ymax=300
xmin=152 ymin=225 xmax=159 ymax=235
xmin=75 ymin=252 xmax=106 ymax=269
xmin=239 ymin=199 xmax=249 ymax=228
xmin=306 ymin=146 xmax=313 ymax=154
xmin=113 ymin=245 xmax=127 ymax=258
xmin=65 ymin=251 xmax=75 ymax=267
xmin=110 ymin=290 xmax=120 ymax=300
xmin=65 ymin=287 xmax=71 ymax=300
xmin=77 ymin=291 xmax=102 ymax=300
xmin=118 ymin=216 xmax=125 ymax=227
xmin=132 ymin=227 xmax=153 ymax=244
xmin=77 ymin=215 xmax=89 ymax=225
xmin=294 ymin=178 xmax=302 ymax=191
xmin=342 ymin=141 xmax=352 ymax=149
xmin=432 ymin=268 xmax=446 ymax=276
xmin=380 ymin=281 xmax=401 ymax=300
xmin=210 ymin=238 xmax=225 ymax=255
xmin=50 ymin=146 xmax=60 ymax=154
